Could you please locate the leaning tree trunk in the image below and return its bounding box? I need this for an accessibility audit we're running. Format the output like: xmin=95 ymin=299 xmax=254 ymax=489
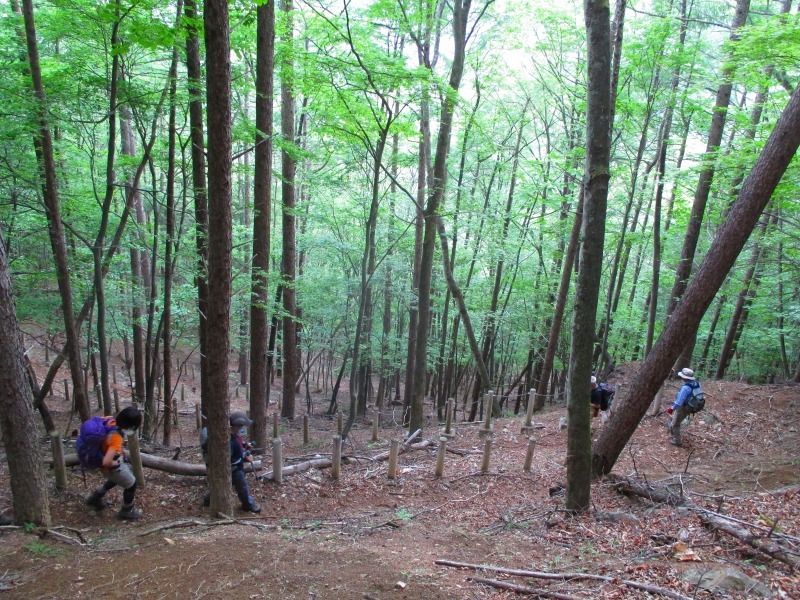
xmin=534 ymin=190 xmax=583 ymax=411
xmin=564 ymin=0 xmax=612 ymax=513
xmin=0 ymin=227 xmax=51 ymax=526
xmin=715 ymin=213 xmax=769 ymax=379
xmin=592 ymin=85 xmax=800 ymax=477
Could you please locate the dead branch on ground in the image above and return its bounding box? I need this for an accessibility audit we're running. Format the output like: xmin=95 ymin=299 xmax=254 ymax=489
xmin=436 ymin=559 xmax=691 ymax=600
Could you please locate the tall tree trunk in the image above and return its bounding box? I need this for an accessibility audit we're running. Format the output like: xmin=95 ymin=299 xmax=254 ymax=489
xmin=592 ymin=84 xmax=800 ymax=476
xmin=280 ymin=0 xmax=297 ymax=420
xmin=19 ymin=0 xmax=89 ymax=421
xmin=409 ymin=0 xmax=473 ymax=434
xmin=93 ymin=0 xmax=121 ymax=416
xmin=185 ymin=0 xmax=209 ymax=425
xmin=204 ymin=0 xmax=234 ymax=516
xmin=120 ymin=102 xmax=147 ymax=411
xmin=249 ymin=0 xmax=275 ymax=451
xmin=566 ymin=0 xmax=611 ymax=512
xmin=162 ymin=10 xmax=182 ymax=446
xmin=0 ymin=227 xmax=50 ymax=526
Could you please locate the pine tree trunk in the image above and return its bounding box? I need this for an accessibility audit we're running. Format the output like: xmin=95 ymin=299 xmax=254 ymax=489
xmin=0 ymin=228 xmax=50 ymax=526
xmin=280 ymin=0 xmax=297 ymax=420
xmin=249 ymin=0 xmax=275 ymax=451
xmin=204 ymin=0 xmax=234 ymax=516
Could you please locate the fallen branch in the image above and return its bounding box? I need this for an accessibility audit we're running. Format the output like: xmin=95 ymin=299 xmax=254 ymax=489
xmin=617 ymin=476 xmax=800 ymax=570
xmin=696 ymin=511 xmax=800 ymax=570
xmin=139 ymin=517 xmax=275 ymax=537
xmin=38 ymin=528 xmax=85 ymax=546
xmin=469 ymin=576 xmax=582 ymax=599
xmin=435 ymin=559 xmax=691 ymax=600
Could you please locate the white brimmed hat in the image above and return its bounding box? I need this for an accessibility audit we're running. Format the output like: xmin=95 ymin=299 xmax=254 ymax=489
xmin=590 ymin=376 xmax=597 ymax=384
xmin=677 ymin=368 xmax=696 ymax=381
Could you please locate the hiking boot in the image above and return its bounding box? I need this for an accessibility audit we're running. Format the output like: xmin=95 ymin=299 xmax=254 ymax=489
xmin=669 ymin=438 xmax=682 ymax=447
xmin=86 ymin=492 xmax=109 ymax=511
xmin=243 ymin=502 xmax=261 ymax=514
xmin=118 ymin=505 xmax=142 ymax=520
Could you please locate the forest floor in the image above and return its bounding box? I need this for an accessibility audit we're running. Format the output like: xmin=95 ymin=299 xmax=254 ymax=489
xmin=1 ymin=347 xmax=800 ymax=599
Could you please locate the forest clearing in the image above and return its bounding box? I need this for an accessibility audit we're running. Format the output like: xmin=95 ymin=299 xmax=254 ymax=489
xmin=1 ymin=345 xmax=799 ymax=599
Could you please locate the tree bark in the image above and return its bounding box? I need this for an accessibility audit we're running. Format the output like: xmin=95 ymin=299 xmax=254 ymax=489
xmin=249 ymin=0 xmax=275 ymax=452
xmin=280 ymin=0 xmax=297 ymax=420
xmin=0 ymin=227 xmax=50 ymax=526
xmin=204 ymin=0 xmax=234 ymax=516
xmin=565 ymin=0 xmax=611 ymax=512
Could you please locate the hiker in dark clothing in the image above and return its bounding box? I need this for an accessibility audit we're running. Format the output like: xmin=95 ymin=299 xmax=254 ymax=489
xmin=201 ymin=411 xmax=261 ymax=513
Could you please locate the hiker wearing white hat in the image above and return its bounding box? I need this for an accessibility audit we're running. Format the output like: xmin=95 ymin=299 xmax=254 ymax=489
xmin=667 ymin=367 xmax=704 ymax=447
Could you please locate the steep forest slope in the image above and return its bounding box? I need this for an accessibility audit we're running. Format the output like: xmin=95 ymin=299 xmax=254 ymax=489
xmin=1 ymin=353 xmax=799 ymax=599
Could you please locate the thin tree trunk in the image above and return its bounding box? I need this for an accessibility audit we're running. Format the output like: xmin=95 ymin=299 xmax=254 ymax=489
xmin=162 ymin=9 xmax=182 ymax=445
xmin=280 ymin=0 xmax=297 ymax=420
xmin=666 ymin=0 xmax=751 ymax=368
xmin=534 ymin=190 xmax=583 ymax=411
xmin=410 ymin=0 xmax=473 ymax=435
xmin=715 ymin=214 xmax=769 ymax=379
xmin=19 ymin=0 xmax=89 ymax=421
xmin=566 ymin=0 xmax=612 ymax=512
xmin=93 ymin=0 xmax=121 ymax=416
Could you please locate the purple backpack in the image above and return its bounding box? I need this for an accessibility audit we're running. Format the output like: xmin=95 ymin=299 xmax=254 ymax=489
xmin=76 ymin=417 xmax=116 ymax=470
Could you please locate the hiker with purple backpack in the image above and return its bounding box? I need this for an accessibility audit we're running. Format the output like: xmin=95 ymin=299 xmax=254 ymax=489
xmin=79 ymin=407 xmax=143 ymax=520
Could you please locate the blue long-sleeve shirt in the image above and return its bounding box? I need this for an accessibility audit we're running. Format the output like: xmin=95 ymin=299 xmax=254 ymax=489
xmin=672 ymin=381 xmax=700 ymax=410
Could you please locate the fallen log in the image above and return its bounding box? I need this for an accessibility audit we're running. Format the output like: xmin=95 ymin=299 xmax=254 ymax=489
xmin=57 ymin=438 xmax=433 ymax=479
xmin=616 ymin=476 xmax=800 ymax=570
xmin=59 ymin=453 xmax=259 ymax=477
